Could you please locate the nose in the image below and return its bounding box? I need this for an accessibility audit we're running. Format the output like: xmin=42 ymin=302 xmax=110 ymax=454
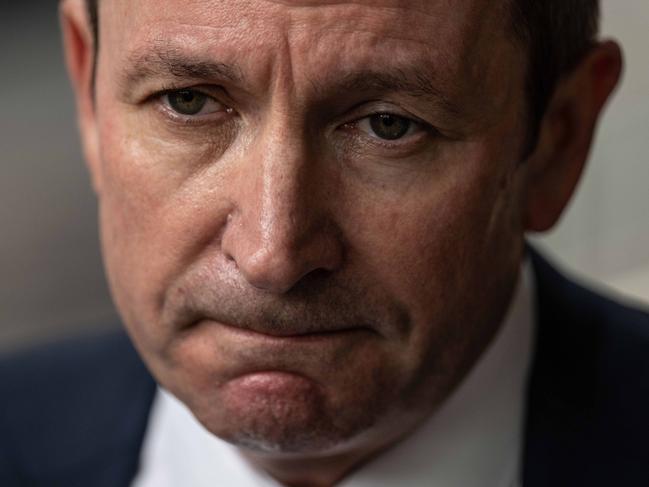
xmin=220 ymin=128 xmax=344 ymax=294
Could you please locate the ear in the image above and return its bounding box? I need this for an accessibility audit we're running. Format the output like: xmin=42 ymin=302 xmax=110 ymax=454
xmin=60 ymin=0 xmax=103 ymax=194
xmin=523 ymin=41 xmax=623 ymax=232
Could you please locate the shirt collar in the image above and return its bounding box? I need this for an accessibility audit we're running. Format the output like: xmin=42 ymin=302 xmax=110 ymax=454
xmin=133 ymin=261 xmax=535 ymax=487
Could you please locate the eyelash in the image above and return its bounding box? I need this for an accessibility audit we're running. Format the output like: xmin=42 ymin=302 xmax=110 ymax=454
xmin=341 ymin=114 xmax=435 ymax=151
xmin=152 ymin=87 xmax=235 ymax=125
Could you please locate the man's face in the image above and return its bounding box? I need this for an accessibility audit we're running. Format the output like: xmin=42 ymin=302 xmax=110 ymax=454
xmin=89 ymin=0 xmax=530 ymax=455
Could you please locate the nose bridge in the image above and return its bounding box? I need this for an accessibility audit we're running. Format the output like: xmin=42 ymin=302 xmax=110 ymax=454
xmin=257 ymin=124 xmax=310 ymax=249
xmin=221 ymin=114 xmax=342 ymax=293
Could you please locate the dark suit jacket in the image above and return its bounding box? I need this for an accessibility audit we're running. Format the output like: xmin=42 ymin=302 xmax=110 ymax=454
xmin=1 ymin=251 xmax=648 ymax=486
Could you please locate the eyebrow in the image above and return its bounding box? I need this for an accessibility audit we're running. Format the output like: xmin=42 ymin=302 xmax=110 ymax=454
xmin=332 ymin=69 xmax=462 ymax=116
xmin=119 ymin=46 xmax=461 ymax=116
xmin=120 ymin=46 xmax=243 ymax=90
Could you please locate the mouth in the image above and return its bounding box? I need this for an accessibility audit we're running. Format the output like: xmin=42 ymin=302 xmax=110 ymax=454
xmin=190 ymin=318 xmax=375 ymax=343
xmin=170 ymin=317 xmax=383 ymax=390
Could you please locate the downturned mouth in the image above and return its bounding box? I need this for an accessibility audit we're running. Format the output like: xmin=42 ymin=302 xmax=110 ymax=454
xmin=196 ymin=318 xmax=374 ymax=340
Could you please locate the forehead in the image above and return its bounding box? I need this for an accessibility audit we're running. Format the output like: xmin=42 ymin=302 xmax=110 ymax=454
xmin=105 ymin=0 xmax=505 ymax=33
xmin=100 ymin=0 xmax=519 ymax=118
xmin=101 ymin=0 xmax=511 ymax=69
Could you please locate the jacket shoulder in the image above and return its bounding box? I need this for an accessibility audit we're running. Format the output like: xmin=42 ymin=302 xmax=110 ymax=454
xmin=525 ymin=249 xmax=649 ymax=486
xmin=0 ymin=329 xmax=156 ymax=486
xmin=531 ymin=249 xmax=649 ymax=390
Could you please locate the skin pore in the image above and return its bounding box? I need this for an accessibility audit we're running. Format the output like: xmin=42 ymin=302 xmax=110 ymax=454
xmin=60 ymin=0 xmax=622 ymax=485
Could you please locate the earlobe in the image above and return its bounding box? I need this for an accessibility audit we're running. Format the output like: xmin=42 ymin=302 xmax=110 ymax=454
xmin=60 ymin=0 xmax=102 ymax=194
xmin=524 ymin=41 xmax=623 ymax=232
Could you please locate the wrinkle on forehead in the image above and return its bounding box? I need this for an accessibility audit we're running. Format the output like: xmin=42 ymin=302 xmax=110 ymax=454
xmin=105 ymin=0 xmax=518 ymax=122
xmin=108 ymin=0 xmax=505 ymax=46
xmin=260 ymin=0 xmax=435 ymax=17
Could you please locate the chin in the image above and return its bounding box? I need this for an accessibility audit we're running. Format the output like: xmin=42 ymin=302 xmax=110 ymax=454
xmin=180 ymin=371 xmax=384 ymax=456
xmin=224 ymin=420 xmax=351 ymax=456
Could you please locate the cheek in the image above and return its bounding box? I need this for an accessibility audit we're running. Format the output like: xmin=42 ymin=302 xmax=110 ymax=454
xmin=345 ymin=164 xmax=499 ymax=303
xmin=341 ymin=153 xmax=521 ymax=366
xmin=96 ymin=105 xmax=235 ymax=348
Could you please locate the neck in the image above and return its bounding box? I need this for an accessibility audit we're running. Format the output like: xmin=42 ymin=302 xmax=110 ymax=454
xmin=241 ymin=443 xmax=393 ymax=487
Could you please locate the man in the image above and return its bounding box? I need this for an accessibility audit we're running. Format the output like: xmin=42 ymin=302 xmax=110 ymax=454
xmin=1 ymin=0 xmax=647 ymax=486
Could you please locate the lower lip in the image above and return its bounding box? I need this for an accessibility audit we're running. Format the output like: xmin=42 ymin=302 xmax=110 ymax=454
xmin=221 ymin=370 xmax=325 ymax=416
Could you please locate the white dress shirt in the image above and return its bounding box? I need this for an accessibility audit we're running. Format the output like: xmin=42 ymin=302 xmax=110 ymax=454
xmin=132 ymin=262 xmax=535 ymax=487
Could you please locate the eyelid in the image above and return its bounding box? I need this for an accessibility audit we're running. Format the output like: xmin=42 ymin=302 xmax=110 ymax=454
xmin=343 ymin=111 xmax=432 ymax=147
xmin=152 ymin=86 xmax=235 ymax=124
xmin=163 ymin=91 xmax=222 ymax=114
xmin=338 ymin=99 xmax=432 ymax=130
xmin=355 ymin=114 xmax=424 ymax=140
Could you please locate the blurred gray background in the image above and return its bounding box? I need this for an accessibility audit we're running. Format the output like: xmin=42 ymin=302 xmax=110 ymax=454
xmin=1 ymin=1 xmax=648 ymax=353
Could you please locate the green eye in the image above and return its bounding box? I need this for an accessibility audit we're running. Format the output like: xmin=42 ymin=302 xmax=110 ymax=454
xmin=166 ymin=89 xmax=208 ymax=115
xmin=369 ymin=113 xmax=412 ymax=140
